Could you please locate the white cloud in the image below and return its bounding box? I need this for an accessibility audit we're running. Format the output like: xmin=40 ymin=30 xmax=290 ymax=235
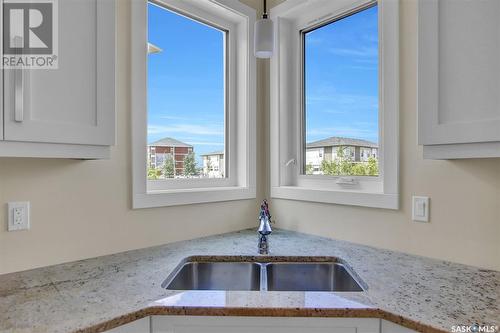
xmin=348 ymin=65 xmax=377 ymax=71
xmin=158 ymin=114 xmax=224 ymax=122
xmin=184 ymin=141 xmax=224 ymax=146
xmin=353 ymin=57 xmax=378 ymax=65
xmin=305 ymin=36 xmax=324 ymax=45
xmin=329 ymin=46 xmax=377 ymax=58
xmin=148 ymin=124 xmax=223 ymax=136
xmin=158 ymin=115 xmax=191 ymax=121
xmin=320 ymin=109 xmax=348 ymax=115
xmin=307 ymin=125 xmax=378 ymax=140
xmin=306 ymin=92 xmax=378 ymax=108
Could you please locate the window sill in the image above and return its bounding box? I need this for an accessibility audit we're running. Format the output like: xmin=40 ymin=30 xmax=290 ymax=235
xmin=270 ymin=186 xmax=399 ymax=210
xmin=133 ymin=186 xmax=256 ymax=209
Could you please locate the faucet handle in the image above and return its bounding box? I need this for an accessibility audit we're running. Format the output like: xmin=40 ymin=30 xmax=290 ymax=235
xmin=260 ymin=199 xmax=271 ymax=219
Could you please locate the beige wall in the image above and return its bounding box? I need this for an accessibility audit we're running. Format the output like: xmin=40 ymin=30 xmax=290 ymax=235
xmin=270 ymin=0 xmax=500 ymax=271
xmin=0 ymin=0 xmax=499 ymax=275
xmin=0 ymin=0 xmax=267 ymax=275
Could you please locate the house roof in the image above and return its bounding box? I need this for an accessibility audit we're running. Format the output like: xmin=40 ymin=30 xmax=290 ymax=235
xmin=307 ymin=137 xmax=378 ymax=149
xmin=148 ymin=137 xmax=192 ymax=148
xmin=201 ymin=150 xmax=224 ymax=157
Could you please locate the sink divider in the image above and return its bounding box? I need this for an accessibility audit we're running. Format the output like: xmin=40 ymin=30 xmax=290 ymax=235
xmin=259 ymin=263 xmax=268 ymax=291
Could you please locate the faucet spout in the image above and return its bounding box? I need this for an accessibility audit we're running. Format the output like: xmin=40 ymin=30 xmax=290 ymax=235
xmin=258 ymin=234 xmax=269 ymax=255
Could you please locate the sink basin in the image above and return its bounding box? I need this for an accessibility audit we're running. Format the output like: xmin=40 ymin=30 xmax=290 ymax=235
xmin=266 ymin=262 xmax=363 ymax=292
xmin=163 ymin=261 xmax=261 ymax=291
xmin=163 ymin=257 xmax=364 ymax=292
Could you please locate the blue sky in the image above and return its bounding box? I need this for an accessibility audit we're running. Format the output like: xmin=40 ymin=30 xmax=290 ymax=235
xmin=147 ymin=3 xmax=378 ymax=165
xmin=305 ymin=5 xmax=379 ymax=144
xmin=148 ymin=3 xmax=225 ymax=165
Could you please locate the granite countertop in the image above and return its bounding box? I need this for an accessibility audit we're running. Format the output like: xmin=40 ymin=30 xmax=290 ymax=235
xmin=1 ymin=229 xmax=499 ymax=333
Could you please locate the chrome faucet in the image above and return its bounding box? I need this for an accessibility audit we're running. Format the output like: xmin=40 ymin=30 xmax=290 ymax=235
xmin=258 ymin=200 xmax=272 ymax=255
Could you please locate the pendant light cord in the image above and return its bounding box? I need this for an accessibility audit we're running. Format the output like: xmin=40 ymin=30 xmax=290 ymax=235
xmin=263 ymin=0 xmax=268 ymax=19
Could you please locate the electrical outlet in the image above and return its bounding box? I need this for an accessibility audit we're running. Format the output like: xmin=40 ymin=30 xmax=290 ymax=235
xmin=412 ymin=196 xmax=429 ymax=222
xmin=7 ymin=202 xmax=30 ymax=231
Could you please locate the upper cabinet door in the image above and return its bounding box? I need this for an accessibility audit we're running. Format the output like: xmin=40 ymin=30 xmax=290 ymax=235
xmin=0 ymin=0 xmax=3 ymax=141
xmin=2 ymin=0 xmax=115 ymax=146
xmin=418 ymin=0 xmax=500 ymax=146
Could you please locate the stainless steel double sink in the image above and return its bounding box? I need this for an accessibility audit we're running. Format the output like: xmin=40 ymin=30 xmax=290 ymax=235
xmin=162 ymin=256 xmax=365 ymax=292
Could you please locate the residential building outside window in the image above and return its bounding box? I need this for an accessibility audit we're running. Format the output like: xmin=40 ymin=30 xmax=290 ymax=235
xmin=305 ymin=137 xmax=378 ymax=176
xmin=147 ymin=137 xmax=193 ymax=177
xmin=202 ymin=151 xmax=225 ymax=178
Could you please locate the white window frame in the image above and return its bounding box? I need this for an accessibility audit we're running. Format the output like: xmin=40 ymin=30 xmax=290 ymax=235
xmin=132 ymin=0 xmax=256 ymax=208
xmin=270 ymin=0 xmax=399 ymax=209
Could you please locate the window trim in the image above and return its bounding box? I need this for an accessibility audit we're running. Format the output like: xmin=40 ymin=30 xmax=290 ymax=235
xmin=269 ymin=0 xmax=399 ymax=210
xmin=132 ymin=0 xmax=256 ymax=208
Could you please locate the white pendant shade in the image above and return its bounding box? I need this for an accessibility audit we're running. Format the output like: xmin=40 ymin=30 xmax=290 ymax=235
xmin=254 ymin=18 xmax=274 ymax=58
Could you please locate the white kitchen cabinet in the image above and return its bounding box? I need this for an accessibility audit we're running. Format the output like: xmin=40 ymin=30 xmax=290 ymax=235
xmin=418 ymin=0 xmax=500 ymax=159
xmin=0 ymin=0 xmax=115 ymax=159
xmin=381 ymin=320 xmax=418 ymax=333
xmin=152 ymin=316 xmax=380 ymax=333
xmin=106 ymin=316 xmax=419 ymax=333
xmin=105 ymin=317 xmax=150 ymax=333
xmin=0 ymin=0 xmax=4 ymax=142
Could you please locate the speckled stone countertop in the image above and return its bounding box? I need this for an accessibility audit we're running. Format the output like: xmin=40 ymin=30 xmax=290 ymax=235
xmin=1 ymin=229 xmax=499 ymax=333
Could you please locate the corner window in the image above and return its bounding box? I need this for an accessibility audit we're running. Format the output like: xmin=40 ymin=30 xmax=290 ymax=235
xmin=270 ymin=0 xmax=399 ymax=209
xmin=303 ymin=4 xmax=379 ymax=177
xmin=147 ymin=2 xmax=226 ymax=180
xmin=132 ymin=0 xmax=257 ymax=208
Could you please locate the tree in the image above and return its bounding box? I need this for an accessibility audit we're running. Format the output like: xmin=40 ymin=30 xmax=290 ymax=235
xmin=366 ymin=156 xmax=379 ymax=176
xmin=321 ymin=159 xmax=338 ymax=175
xmin=163 ymin=155 xmax=175 ymax=178
xmin=147 ymin=154 xmax=162 ymax=180
xmin=336 ymin=146 xmax=354 ymax=175
xmin=148 ymin=167 xmax=162 ymax=180
xmin=205 ymin=159 xmax=212 ymax=177
xmin=183 ymin=152 xmax=197 ymax=177
xmin=351 ymin=163 xmax=367 ymax=176
xmin=319 ymin=146 xmax=379 ymax=177
xmin=305 ymin=163 xmax=314 ymax=175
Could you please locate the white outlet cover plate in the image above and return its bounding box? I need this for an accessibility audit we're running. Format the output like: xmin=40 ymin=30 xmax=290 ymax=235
xmin=7 ymin=202 xmax=30 ymax=231
xmin=412 ymin=196 xmax=429 ymax=222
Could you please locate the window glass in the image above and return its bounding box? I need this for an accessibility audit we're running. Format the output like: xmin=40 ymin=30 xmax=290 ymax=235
xmin=304 ymin=5 xmax=379 ymax=176
xmin=147 ymin=2 xmax=226 ymax=179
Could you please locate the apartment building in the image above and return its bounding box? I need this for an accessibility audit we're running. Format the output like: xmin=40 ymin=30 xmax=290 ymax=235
xmin=148 ymin=137 xmax=193 ymax=176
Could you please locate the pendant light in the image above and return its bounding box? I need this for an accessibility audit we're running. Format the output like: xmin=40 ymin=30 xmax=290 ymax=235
xmin=254 ymin=0 xmax=274 ymax=58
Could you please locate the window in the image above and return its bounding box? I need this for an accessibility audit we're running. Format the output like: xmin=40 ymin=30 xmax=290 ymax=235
xmin=270 ymin=0 xmax=399 ymax=209
xmin=303 ymin=5 xmax=379 ymax=177
xmin=132 ymin=0 xmax=256 ymax=208
xmin=147 ymin=2 xmax=226 ymax=180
